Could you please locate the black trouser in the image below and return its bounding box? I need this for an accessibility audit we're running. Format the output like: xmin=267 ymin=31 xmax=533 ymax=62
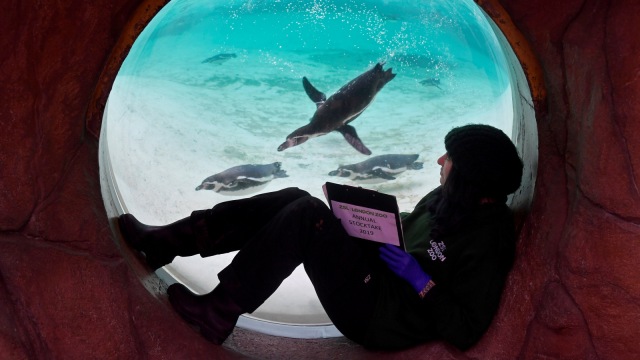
xmin=189 ymin=187 xmax=381 ymax=344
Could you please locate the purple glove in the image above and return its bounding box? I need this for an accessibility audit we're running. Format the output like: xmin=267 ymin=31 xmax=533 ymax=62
xmin=379 ymin=243 xmax=431 ymax=294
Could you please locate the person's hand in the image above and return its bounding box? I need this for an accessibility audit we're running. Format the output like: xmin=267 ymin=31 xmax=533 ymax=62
xmin=379 ymin=244 xmax=431 ymax=294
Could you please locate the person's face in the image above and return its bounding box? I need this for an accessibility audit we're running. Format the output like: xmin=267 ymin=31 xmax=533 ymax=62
xmin=437 ymin=153 xmax=453 ymax=185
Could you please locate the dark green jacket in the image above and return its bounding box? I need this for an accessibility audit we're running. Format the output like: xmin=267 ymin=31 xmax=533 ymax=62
xmin=364 ymin=189 xmax=516 ymax=350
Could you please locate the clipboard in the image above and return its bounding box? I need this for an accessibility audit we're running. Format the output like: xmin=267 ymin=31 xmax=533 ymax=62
xmin=323 ymin=182 xmax=405 ymax=250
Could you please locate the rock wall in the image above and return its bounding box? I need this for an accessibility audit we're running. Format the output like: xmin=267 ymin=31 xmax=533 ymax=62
xmin=0 ymin=0 xmax=638 ymax=358
xmin=492 ymin=0 xmax=640 ymax=358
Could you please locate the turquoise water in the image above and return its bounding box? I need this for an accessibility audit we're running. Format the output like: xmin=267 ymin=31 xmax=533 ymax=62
xmin=109 ymin=0 xmax=512 ymax=222
xmin=106 ymin=0 xmax=514 ymax=326
xmin=109 ymin=0 xmax=514 ymax=221
xmin=124 ymin=0 xmax=509 ymax=94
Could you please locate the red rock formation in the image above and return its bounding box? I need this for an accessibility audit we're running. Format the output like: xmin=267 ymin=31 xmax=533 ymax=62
xmin=1 ymin=0 xmax=639 ymax=358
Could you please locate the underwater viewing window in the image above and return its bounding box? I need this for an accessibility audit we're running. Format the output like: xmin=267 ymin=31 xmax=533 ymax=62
xmin=100 ymin=0 xmax=536 ymax=338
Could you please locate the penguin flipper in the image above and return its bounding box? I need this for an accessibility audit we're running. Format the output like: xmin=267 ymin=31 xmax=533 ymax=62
xmin=302 ymin=77 xmax=327 ymax=106
xmin=336 ymin=125 xmax=372 ymax=155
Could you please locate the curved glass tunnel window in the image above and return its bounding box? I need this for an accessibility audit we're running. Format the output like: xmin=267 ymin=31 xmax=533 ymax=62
xmin=104 ymin=0 xmax=522 ymax=337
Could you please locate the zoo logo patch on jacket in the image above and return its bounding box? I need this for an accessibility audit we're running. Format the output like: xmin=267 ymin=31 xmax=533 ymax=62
xmin=427 ymin=239 xmax=447 ymax=262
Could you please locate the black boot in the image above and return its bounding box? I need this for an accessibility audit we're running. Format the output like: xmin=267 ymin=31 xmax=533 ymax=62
xmin=118 ymin=214 xmax=199 ymax=270
xmin=167 ymin=283 xmax=243 ymax=345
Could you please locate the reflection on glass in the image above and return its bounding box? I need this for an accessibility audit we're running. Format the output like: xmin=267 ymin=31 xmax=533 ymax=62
xmin=106 ymin=0 xmax=513 ymax=327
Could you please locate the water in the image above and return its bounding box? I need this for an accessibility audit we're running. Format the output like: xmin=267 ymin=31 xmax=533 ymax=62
xmin=105 ymin=0 xmax=513 ymax=327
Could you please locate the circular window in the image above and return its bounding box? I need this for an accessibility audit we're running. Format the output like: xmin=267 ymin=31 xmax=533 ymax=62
xmin=102 ymin=0 xmax=531 ymax=338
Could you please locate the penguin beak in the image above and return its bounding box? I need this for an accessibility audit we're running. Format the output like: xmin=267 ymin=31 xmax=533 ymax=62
xmin=277 ymin=136 xmax=309 ymax=151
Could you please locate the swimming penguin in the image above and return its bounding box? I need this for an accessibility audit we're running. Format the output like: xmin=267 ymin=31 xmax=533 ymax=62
xmin=196 ymin=162 xmax=288 ymax=194
xmin=277 ymin=62 xmax=396 ymax=155
xmin=328 ymin=154 xmax=423 ymax=182
xmin=419 ymin=78 xmax=442 ymax=90
xmin=201 ymin=53 xmax=237 ymax=64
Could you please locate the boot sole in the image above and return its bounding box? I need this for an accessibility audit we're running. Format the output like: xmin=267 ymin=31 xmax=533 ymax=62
xmin=117 ymin=214 xmax=172 ymax=271
xmin=167 ymin=284 xmax=229 ymax=345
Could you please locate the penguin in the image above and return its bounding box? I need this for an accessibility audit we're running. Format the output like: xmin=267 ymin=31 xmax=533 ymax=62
xmin=196 ymin=162 xmax=288 ymax=194
xmin=419 ymin=78 xmax=442 ymax=90
xmin=277 ymin=62 xmax=396 ymax=155
xmin=328 ymin=154 xmax=423 ymax=182
xmin=201 ymin=53 xmax=237 ymax=64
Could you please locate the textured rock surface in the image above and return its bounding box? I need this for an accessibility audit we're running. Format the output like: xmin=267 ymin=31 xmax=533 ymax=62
xmin=1 ymin=0 xmax=639 ymax=359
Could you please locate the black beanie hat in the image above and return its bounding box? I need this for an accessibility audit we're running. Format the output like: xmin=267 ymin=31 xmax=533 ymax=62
xmin=444 ymin=124 xmax=523 ymax=197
